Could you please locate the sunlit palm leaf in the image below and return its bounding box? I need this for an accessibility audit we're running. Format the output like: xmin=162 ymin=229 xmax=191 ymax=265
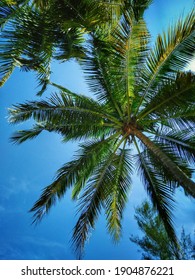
xmin=9 ymin=92 xmax=121 ymax=141
xmin=72 ymin=135 xmax=126 ymax=258
xmin=137 ymin=9 xmax=195 ymax=113
xmin=105 ymin=144 xmax=133 ymax=240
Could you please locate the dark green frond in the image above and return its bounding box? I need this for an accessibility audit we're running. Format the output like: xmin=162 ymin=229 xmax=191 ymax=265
xmin=0 ymin=1 xmax=23 ymax=29
xmin=72 ymin=176 xmax=104 ymax=259
xmin=10 ymin=123 xmax=44 ymax=144
xmin=69 ymin=135 xmax=119 ymax=199
xmin=134 ymin=129 xmax=195 ymax=197
xmin=138 ymin=71 xmax=195 ymax=120
xmin=8 ymin=91 xmax=115 ymax=123
xmin=0 ymin=5 xmax=54 ymax=87
xmin=141 ymin=143 xmax=194 ymax=194
xmin=30 ymin=136 xmax=117 ymax=224
xmin=134 ymin=140 xmax=179 ymax=249
xmin=154 ymin=129 xmax=195 ymax=166
xmin=8 ymin=91 xmax=121 ymax=141
xmin=80 ymin=35 xmax=124 ymax=117
xmin=30 ymin=179 xmax=67 ymax=223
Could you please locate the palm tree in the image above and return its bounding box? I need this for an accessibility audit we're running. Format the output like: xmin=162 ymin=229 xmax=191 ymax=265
xmin=7 ymin=1 xmax=195 ymax=258
xmin=0 ymin=0 xmax=125 ymax=93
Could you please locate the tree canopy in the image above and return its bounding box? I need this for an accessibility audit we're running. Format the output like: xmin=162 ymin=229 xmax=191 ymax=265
xmin=130 ymin=201 xmax=195 ymax=260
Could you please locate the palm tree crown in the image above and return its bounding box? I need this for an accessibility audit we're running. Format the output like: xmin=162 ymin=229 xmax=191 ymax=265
xmin=6 ymin=1 xmax=195 ymax=258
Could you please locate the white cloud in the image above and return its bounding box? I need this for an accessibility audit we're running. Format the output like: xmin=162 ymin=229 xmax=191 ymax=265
xmin=0 ymin=236 xmax=71 ymax=260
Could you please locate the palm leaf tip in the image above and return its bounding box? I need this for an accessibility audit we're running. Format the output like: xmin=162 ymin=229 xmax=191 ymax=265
xmin=71 ymin=213 xmax=92 ymax=260
xmin=10 ymin=126 xmax=43 ymax=144
xmin=29 ymin=187 xmax=56 ymax=224
xmin=29 ymin=175 xmax=71 ymax=224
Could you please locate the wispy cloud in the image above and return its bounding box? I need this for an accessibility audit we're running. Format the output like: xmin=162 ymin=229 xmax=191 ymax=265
xmin=0 ymin=235 xmax=73 ymax=260
xmin=0 ymin=177 xmax=30 ymax=200
xmin=22 ymin=236 xmax=67 ymax=250
xmin=0 ymin=176 xmax=36 ymax=217
xmin=0 ymin=243 xmax=24 ymax=260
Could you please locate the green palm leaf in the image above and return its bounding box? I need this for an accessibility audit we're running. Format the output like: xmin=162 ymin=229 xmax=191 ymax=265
xmin=8 ymin=91 xmax=121 ymax=141
xmin=30 ymin=136 xmax=117 ymax=223
xmin=138 ymin=71 xmax=195 ymax=121
xmin=137 ymin=9 xmax=195 ymax=113
xmin=0 ymin=0 xmax=116 ymax=91
xmin=134 ymin=140 xmax=178 ymax=248
xmin=105 ymin=144 xmax=133 ymax=240
xmin=72 ymin=135 xmax=126 ymax=258
xmin=154 ymin=129 xmax=195 ymax=165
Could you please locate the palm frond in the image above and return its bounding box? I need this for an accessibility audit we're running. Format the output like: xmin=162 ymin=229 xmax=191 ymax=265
xmin=134 ymin=129 xmax=195 ymax=197
xmin=10 ymin=123 xmax=45 ymax=144
xmin=30 ymin=136 xmax=117 ymax=223
xmin=72 ymin=181 xmax=103 ymax=259
xmin=80 ymin=35 xmax=124 ymax=117
xmin=0 ymin=5 xmax=54 ymax=88
xmin=72 ymin=135 xmax=126 ymax=258
xmin=71 ymin=135 xmax=120 ymax=199
xmin=8 ymin=90 xmax=115 ymax=122
xmin=141 ymin=142 xmax=194 ymax=193
xmin=8 ymin=91 xmax=121 ymax=141
xmin=137 ymin=9 xmax=195 ymax=113
xmin=81 ymin=9 xmax=150 ymax=119
xmin=134 ymin=139 xmax=179 ymax=249
xmin=137 ymin=71 xmax=195 ymax=120
xmin=0 ymin=2 xmax=90 ymax=90
xmin=110 ymin=11 xmax=150 ymax=119
xmin=99 ymin=0 xmax=124 ymax=33
xmin=8 ymin=91 xmax=120 ymax=123
xmin=105 ymin=143 xmax=133 ymax=240
xmin=141 ymin=105 xmax=195 ymax=131
xmin=154 ymin=129 xmax=195 ymax=166
xmin=0 ymin=1 xmax=25 ymax=29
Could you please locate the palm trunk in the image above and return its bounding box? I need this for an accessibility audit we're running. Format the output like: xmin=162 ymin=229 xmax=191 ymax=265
xmin=134 ymin=129 xmax=195 ymax=197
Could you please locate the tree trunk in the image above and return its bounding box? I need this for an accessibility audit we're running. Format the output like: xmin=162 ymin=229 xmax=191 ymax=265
xmin=134 ymin=128 xmax=195 ymax=197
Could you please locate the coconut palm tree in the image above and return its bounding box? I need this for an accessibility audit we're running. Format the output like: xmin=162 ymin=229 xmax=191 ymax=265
xmin=0 ymin=0 xmax=125 ymax=93
xmin=8 ymin=1 xmax=195 ymax=258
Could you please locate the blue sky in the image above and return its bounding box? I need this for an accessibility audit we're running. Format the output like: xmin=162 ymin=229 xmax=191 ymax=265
xmin=0 ymin=0 xmax=194 ymax=260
